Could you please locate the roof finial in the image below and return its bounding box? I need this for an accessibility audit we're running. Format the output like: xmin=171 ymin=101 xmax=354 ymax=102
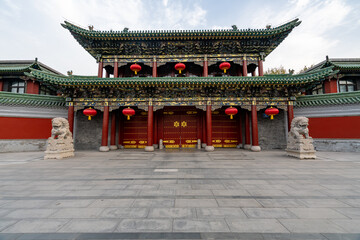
xmin=35 ymin=57 xmax=38 ymax=63
xmin=231 ymin=25 xmax=238 ymax=31
xmin=326 ymin=55 xmax=329 ymax=62
xmin=88 ymin=25 xmax=94 ymax=31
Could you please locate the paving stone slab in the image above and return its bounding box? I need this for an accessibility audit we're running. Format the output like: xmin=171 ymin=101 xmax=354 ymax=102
xmin=175 ymin=199 xmax=218 ymax=208
xmin=173 ymin=219 xmax=229 ymax=232
xmin=288 ymin=208 xmax=348 ymax=219
xmin=58 ymin=219 xmax=119 ymax=233
xmin=132 ymin=199 xmax=175 ymax=207
xmin=48 ymin=208 xmax=104 ymax=218
xmin=100 ymin=207 xmax=149 ymax=218
xmin=1 ymin=219 xmax=69 ymax=233
xmin=148 ymin=208 xmax=195 ymax=218
xmin=226 ymin=219 xmax=289 ymax=233
xmin=117 ymin=219 xmax=172 ymax=232
xmin=330 ymin=219 xmax=360 ymax=233
xmin=216 ymin=199 xmax=262 ymax=207
xmin=278 ymin=219 xmax=347 ymax=233
xmin=3 ymin=208 xmax=58 ymax=219
xmin=196 ymin=208 xmax=247 ymax=219
xmin=243 ymin=208 xmax=297 ymax=219
xmin=88 ymin=199 xmax=134 ymax=208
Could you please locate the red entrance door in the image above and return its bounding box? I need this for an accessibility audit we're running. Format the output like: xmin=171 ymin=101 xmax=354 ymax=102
xmin=162 ymin=109 xmax=198 ymax=148
xmin=212 ymin=109 xmax=239 ymax=148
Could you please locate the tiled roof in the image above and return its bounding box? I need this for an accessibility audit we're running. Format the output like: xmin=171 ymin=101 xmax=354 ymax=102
xmin=0 ymin=59 xmax=63 ymax=75
xmin=61 ymin=18 xmax=301 ymax=40
xmin=305 ymin=58 xmax=360 ymax=72
xmin=296 ymin=91 xmax=360 ymax=107
xmin=26 ymin=66 xmax=336 ymax=88
xmin=0 ymin=92 xmax=66 ymax=108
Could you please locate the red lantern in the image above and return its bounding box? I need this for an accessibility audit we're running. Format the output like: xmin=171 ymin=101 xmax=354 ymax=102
xmin=122 ymin=107 xmax=135 ymax=120
xmin=219 ymin=62 xmax=231 ymax=73
xmin=175 ymin=63 xmax=186 ymax=74
xmin=130 ymin=64 xmax=141 ymax=75
xmin=83 ymin=107 xmax=97 ymax=121
xmin=225 ymin=106 xmax=238 ymax=119
xmin=265 ymin=106 xmax=279 ymax=120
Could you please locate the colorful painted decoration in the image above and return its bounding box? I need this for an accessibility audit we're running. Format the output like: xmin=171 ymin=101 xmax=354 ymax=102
xmin=122 ymin=107 xmax=135 ymax=120
xmin=83 ymin=107 xmax=97 ymax=120
xmin=219 ymin=62 xmax=231 ymax=73
xmin=175 ymin=63 xmax=186 ymax=74
xmin=130 ymin=64 xmax=141 ymax=75
xmin=265 ymin=106 xmax=279 ymax=120
xmin=225 ymin=106 xmax=238 ymax=119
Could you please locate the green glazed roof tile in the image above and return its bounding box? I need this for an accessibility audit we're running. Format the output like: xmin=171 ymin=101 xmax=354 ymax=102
xmin=26 ymin=66 xmax=337 ymax=87
xmin=296 ymin=91 xmax=360 ymax=107
xmin=0 ymin=92 xmax=66 ymax=108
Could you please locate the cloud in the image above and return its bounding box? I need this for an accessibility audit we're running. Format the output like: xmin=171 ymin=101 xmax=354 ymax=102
xmin=258 ymin=0 xmax=353 ymax=72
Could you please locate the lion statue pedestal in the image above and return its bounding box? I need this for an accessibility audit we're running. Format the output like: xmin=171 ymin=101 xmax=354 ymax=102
xmin=44 ymin=118 xmax=74 ymax=160
xmin=286 ymin=117 xmax=316 ymax=159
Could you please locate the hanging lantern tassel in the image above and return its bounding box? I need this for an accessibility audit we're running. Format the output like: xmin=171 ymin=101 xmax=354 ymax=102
xmin=225 ymin=106 xmax=238 ymax=120
xmin=122 ymin=107 xmax=135 ymax=120
xmin=265 ymin=106 xmax=279 ymax=120
xmin=83 ymin=107 xmax=97 ymax=121
xmin=130 ymin=64 xmax=141 ymax=75
xmin=219 ymin=62 xmax=231 ymax=73
xmin=175 ymin=63 xmax=186 ymax=74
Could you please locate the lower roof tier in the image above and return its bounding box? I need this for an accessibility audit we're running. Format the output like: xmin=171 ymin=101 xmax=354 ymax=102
xmin=26 ymin=67 xmax=336 ymax=88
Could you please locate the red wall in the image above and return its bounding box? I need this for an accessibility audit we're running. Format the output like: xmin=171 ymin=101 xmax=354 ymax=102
xmin=0 ymin=117 xmax=52 ymax=139
xmin=308 ymin=116 xmax=360 ymax=139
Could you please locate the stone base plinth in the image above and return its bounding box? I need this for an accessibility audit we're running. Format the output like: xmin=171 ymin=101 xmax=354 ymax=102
xmin=251 ymin=146 xmax=261 ymax=152
xmin=244 ymin=144 xmax=251 ymax=150
xmin=145 ymin=146 xmax=154 ymax=152
xmin=205 ymin=145 xmax=214 ymax=152
xmin=236 ymin=144 xmax=243 ymax=149
xmin=109 ymin=145 xmax=118 ymax=150
xmin=44 ymin=150 xmax=74 ymax=160
xmin=99 ymin=146 xmax=110 ymax=152
xmin=286 ymin=149 xmax=316 ymax=159
xmin=201 ymin=143 xmax=207 ymax=148
xmin=153 ymin=144 xmax=159 ymax=149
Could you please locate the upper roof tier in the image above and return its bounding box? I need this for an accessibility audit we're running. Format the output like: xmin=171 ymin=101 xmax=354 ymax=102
xmin=61 ymin=19 xmax=301 ymax=60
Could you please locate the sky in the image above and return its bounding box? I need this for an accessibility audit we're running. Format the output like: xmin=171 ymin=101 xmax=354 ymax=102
xmin=1 ymin=0 xmax=359 ymax=75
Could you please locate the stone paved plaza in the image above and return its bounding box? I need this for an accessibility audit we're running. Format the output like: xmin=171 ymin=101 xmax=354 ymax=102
xmin=0 ymin=149 xmax=360 ymax=239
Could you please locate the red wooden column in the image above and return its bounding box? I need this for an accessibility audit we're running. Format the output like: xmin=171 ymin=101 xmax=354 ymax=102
xmin=287 ymin=101 xmax=294 ymax=132
xmin=114 ymin=59 xmax=119 ymax=78
xmin=99 ymin=104 xmax=110 ymax=152
xmin=109 ymin=111 xmax=117 ymax=150
xmin=67 ymin=102 xmax=74 ymax=135
xmin=237 ymin=109 xmax=243 ymax=148
xmin=0 ymin=80 xmax=3 ymax=91
xmin=251 ymin=101 xmax=261 ymax=151
xmin=105 ymin=70 xmax=110 ymax=78
xmin=153 ymin=111 xmax=158 ymax=148
xmin=98 ymin=60 xmax=104 ymax=78
xmin=203 ymin=56 xmax=208 ymax=77
xmin=205 ymin=103 xmax=214 ymax=151
xmin=202 ymin=110 xmax=207 ymax=147
xmin=251 ymin=71 xmax=256 ymax=76
xmin=145 ymin=103 xmax=154 ymax=152
xmin=152 ymin=57 xmax=157 ymax=77
xmin=244 ymin=110 xmax=251 ymax=150
xmin=118 ymin=111 xmax=124 ymax=148
xmin=242 ymin=57 xmax=248 ymax=76
xmin=258 ymin=59 xmax=264 ymax=76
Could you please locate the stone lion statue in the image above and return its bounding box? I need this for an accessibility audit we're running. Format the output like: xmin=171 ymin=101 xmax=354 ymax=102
xmin=50 ymin=117 xmax=72 ymax=140
xmin=286 ymin=116 xmax=316 ymax=159
xmin=289 ymin=117 xmax=311 ymax=140
xmin=45 ymin=117 xmax=74 ymax=160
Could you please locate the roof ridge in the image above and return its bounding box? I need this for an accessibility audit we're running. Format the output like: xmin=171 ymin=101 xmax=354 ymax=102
xmin=62 ymin=18 xmax=301 ymax=35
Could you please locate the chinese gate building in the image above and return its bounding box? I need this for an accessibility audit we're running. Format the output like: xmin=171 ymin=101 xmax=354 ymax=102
xmin=2 ymin=18 xmax=348 ymax=152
